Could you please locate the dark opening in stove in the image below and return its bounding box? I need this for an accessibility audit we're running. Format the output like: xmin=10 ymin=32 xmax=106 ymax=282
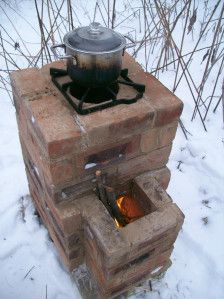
xmin=69 ymin=82 xmax=119 ymax=104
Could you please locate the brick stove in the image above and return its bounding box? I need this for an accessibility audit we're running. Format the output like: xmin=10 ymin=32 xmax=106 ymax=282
xmin=11 ymin=53 xmax=184 ymax=299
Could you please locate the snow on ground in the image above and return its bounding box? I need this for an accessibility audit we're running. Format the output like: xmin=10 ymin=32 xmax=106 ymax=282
xmin=0 ymin=1 xmax=224 ymax=299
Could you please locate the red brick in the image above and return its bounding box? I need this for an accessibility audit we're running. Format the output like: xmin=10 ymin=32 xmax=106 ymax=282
xmin=10 ymin=67 xmax=50 ymax=98
xmin=133 ymin=72 xmax=183 ymax=126
xmin=142 ymin=167 xmax=171 ymax=190
xmin=45 ymin=175 xmax=97 ymax=203
xmin=19 ymin=116 xmax=73 ymax=187
xmin=117 ymin=145 xmax=172 ymax=183
xmin=11 ymin=53 xmax=185 ymax=290
xmin=49 ymin=159 xmax=74 ymax=185
xmin=27 ymin=174 xmax=84 ymax=269
xmin=45 ymin=195 xmax=83 ymax=236
xmin=13 ymin=73 xmax=155 ymax=163
xmin=17 ymin=105 xmax=77 ymax=187
xmin=159 ymin=120 xmax=178 ymax=147
xmin=122 ymin=52 xmax=143 ymax=76
xmin=27 ymin=95 xmax=82 ymax=158
xmin=120 ymin=203 xmax=183 ymax=251
xmin=86 ymin=247 xmax=172 ymax=298
xmin=75 ymin=99 xmax=155 ymax=151
xmin=23 ymin=143 xmax=83 ymax=238
xmin=140 ymin=120 xmax=178 ymax=154
xmin=144 ymin=167 xmax=171 ymax=189
xmin=73 ymin=134 xmax=140 ymax=178
xmin=133 ymin=176 xmax=172 ymax=209
xmin=140 ymin=127 xmax=159 ymax=153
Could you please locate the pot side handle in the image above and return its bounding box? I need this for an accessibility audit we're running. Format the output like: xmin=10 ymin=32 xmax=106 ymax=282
xmin=124 ymin=35 xmax=136 ymax=49
xmin=51 ymin=43 xmax=72 ymax=59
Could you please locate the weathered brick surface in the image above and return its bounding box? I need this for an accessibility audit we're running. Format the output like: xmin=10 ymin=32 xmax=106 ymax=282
xmin=80 ymin=174 xmax=183 ymax=298
xmin=11 ymin=52 xmax=184 ymax=298
xmin=133 ymin=175 xmax=172 ymax=209
xmin=81 ymin=176 xmax=184 ymax=293
xmin=24 ymin=153 xmax=81 ymax=242
xmin=11 ymin=67 xmax=51 ymax=98
xmin=117 ymin=144 xmax=172 ymax=183
xmin=18 ymin=111 xmax=74 ymax=186
xmin=159 ymin=120 xmax=178 ymax=147
xmin=121 ymin=203 xmax=184 ymax=249
xmin=11 ymin=53 xmax=182 ymax=161
xmin=27 ymin=168 xmax=84 ymax=269
xmin=85 ymin=224 xmax=175 ymax=280
xmin=86 ymin=249 xmax=172 ymax=299
xmin=21 ymin=137 xmax=184 ymax=294
xmin=11 ymin=61 xmax=155 ymax=161
xmin=45 ymin=194 xmax=83 ymax=236
xmin=17 ymin=94 xmax=172 ymax=195
xmin=11 ymin=52 xmax=183 ymax=193
xmin=133 ymin=71 xmax=183 ymax=127
xmin=20 ymin=138 xmax=83 ymax=239
xmin=17 ymin=90 xmax=166 ymax=191
xmin=121 ymin=53 xmax=183 ymax=127
xmin=138 ymin=167 xmax=171 ymax=190
xmin=140 ymin=120 xmax=178 ymax=153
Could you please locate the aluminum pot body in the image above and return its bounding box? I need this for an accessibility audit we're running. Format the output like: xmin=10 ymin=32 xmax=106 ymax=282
xmin=51 ymin=23 xmax=135 ymax=87
xmin=65 ymin=47 xmax=123 ymax=87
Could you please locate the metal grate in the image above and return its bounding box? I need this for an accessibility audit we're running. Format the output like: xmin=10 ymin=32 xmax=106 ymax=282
xmin=50 ymin=68 xmax=145 ymax=115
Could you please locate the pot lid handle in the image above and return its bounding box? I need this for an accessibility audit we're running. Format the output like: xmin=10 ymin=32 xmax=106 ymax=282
xmin=88 ymin=22 xmax=102 ymax=35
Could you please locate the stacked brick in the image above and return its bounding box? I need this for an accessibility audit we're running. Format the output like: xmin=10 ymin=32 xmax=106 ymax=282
xmin=83 ymin=176 xmax=184 ymax=298
xmin=11 ymin=53 xmax=184 ymax=298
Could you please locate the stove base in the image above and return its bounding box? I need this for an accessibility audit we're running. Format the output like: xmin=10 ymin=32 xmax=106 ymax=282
xmin=21 ymin=135 xmax=184 ymax=298
xmin=72 ymin=260 xmax=171 ymax=299
xmin=11 ymin=53 xmax=184 ymax=299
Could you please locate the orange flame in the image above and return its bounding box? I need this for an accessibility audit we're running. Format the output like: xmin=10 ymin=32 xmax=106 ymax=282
xmin=114 ymin=193 xmax=145 ymax=227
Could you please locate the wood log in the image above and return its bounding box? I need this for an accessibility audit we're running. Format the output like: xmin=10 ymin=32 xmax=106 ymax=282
xmin=95 ymin=171 xmax=113 ymax=216
xmin=105 ymin=187 xmax=127 ymax=227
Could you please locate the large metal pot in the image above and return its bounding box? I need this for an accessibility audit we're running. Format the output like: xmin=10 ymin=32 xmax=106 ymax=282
xmin=51 ymin=22 xmax=135 ymax=87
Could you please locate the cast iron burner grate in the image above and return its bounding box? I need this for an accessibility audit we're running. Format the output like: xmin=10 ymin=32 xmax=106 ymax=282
xmin=50 ymin=68 xmax=145 ymax=115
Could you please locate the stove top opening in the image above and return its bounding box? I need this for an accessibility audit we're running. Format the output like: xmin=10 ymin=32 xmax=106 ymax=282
xmin=95 ymin=171 xmax=154 ymax=228
xmin=69 ymin=82 xmax=119 ymax=104
xmin=50 ymin=67 xmax=145 ymax=114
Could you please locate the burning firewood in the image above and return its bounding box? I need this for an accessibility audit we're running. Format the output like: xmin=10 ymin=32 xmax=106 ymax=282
xmin=105 ymin=187 xmax=127 ymax=227
xmin=95 ymin=170 xmax=113 ymax=217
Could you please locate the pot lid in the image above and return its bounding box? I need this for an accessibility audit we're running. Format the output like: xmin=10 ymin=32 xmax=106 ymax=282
xmin=64 ymin=22 xmax=126 ymax=53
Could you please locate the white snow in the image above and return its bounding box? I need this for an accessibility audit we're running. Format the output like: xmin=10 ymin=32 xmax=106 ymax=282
xmin=150 ymin=266 xmax=163 ymax=275
xmin=61 ymin=192 xmax=68 ymax=200
xmin=84 ymin=163 xmax=97 ymax=170
xmin=31 ymin=116 xmax=35 ymax=124
xmin=33 ymin=165 xmax=39 ymax=177
xmin=0 ymin=1 xmax=224 ymax=299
